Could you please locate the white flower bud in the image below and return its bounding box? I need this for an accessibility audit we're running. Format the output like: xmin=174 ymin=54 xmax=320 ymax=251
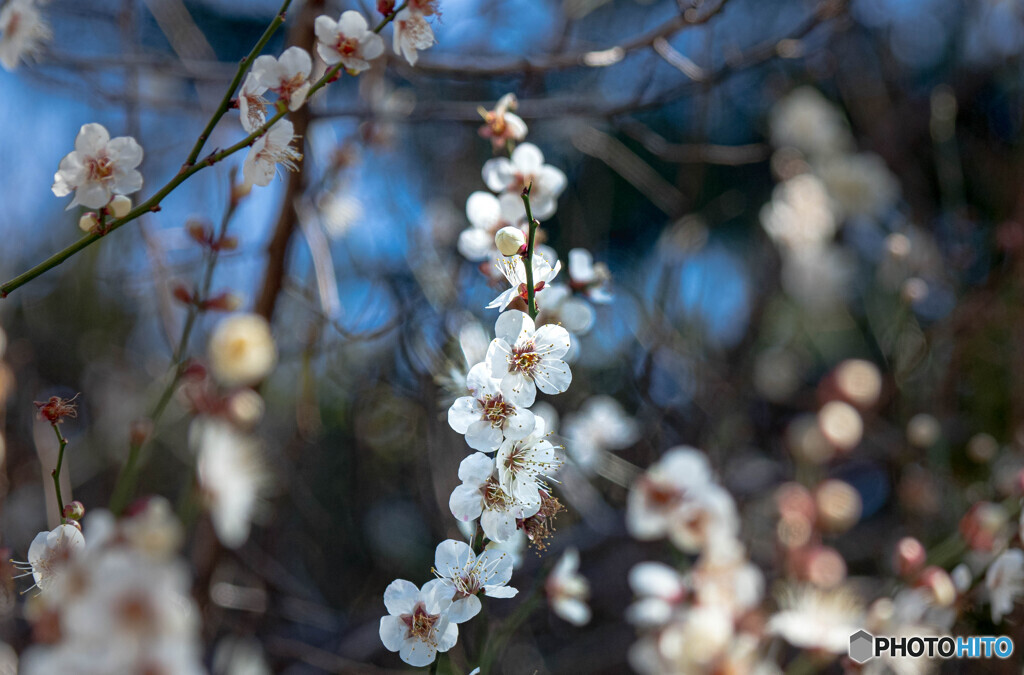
xmin=208 ymin=313 xmax=278 ymax=387
xmin=495 ymin=226 xmax=526 ymax=256
xmin=109 ymin=194 xmax=132 ymax=218
xmin=78 ymin=212 xmax=99 ymax=232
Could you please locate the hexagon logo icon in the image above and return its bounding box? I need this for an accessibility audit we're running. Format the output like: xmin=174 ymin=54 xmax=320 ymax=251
xmin=849 ymin=630 xmax=874 ymax=664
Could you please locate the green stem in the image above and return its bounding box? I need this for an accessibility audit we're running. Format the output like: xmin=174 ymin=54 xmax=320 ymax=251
xmin=0 ymin=1 xmax=408 ymax=300
xmin=184 ymin=0 xmax=294 ymax=167
xmin=50 ymin=423 xmax=68 ymax=522
xmin=520 ymin=184 xmax=539 ymax=320
xmin=108 ymin=188 xmax=239 ymax=514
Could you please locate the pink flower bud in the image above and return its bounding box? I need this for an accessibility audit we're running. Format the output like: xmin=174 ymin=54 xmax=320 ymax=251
xmin=63 ymin=501 xmax=85 ymax=521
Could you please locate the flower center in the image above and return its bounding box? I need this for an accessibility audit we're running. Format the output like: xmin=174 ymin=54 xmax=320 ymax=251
xmin=335 ymin=35 xmax=359 ymax=56
xmin=402 ymin=603 xmax=440 ymax=642
xmin=508 ymin=345 xmax=540 ymax=375
xmin=482 ymin=477 xmax=513 ymax=509
xmin=482 ymin=394 xmax=513 ymax=427
xmin=642 ymin=476 xmax=683 ymax=509
xmin=86 ymin=154 xmax=115 ymax=182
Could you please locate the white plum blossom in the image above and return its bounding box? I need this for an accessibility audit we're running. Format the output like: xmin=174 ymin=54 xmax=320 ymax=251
xmin=52 ymin=123 xmax=144 ymax=210
xmin=0 ymin=0 xmax=50 ymax=71
xmin=208 ymin=313 xmax=278 ymax=387
xmin=479 ymin=93 xmax=528 ymax=151
xmin=192 ymin=417 xmax=269 ymax=549
xmin=626 ymin=562 xmax=686 ymax=628
xmin=238 ymin=72 xmax=268 ymax=133
xmin=495 ymin=416 xmax=561 ymax=503
xmin=482 ymin=143 xmax=568 ymax=220
xmin=487 ymin=252 xmax=561 ymax=311
xmin=243 ymin=118 xmax=302 ymax=188
xmin=626 ymin=446 xmax=715 ymax=541
xmin=12 ymin=524 xmax=84 ymax=594
xmin=379 ymin=578 xmax=459 ymax=667
xmin=252 ymin=46 xmax=312 ymax=111
xmin=314 ymin=11 xmax=384 ymax=74
xmin=567 ymin=248 xmax=612 ymax=303
xmin=769 ymin=86 xmax=853 ymax=158
xmin=21 ymin=537 xmax=203 ymax=675
xmin=448 ymin=362 xmax=535 ymax=453
xmin=986 ymin=548 xmax=1024 ymax=623
xmin=433 ymin=539 xmax=517 ymax=622
xmin=689 ymin=539 xmax=764 ymax=616
xmin=485 ymin=310 xmax=572 ymax=407
xmin=449 ymin=452 xmax=540 ymax=543
xmin=768 ymin=585 xmax=865 ymax=653
xmin=393 ymin=8 xmax=435 ymax=66
xmin=563 ymin=395 xmax=639 ymax=472
xmin=816 ymin=151 xmax=900 ymax=221
xmin=547 ymin=548 xmax=591 ymax=626
xmin=458 ymin=190 xmax=526 ymax=262
xmin=536 ymin=285 xmax=595 ymax=337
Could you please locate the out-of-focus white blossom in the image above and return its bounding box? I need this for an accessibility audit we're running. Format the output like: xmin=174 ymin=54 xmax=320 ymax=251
xmin=547 ymin=548 xmax=591 ymax=625
xmin=448 ymin=362 xmax=535 ymax=453
xmin=0 ymin=0 xmax=50 ymax=71
xmin=487 ymin=252 xmax=561 ymax=311
xmin=769 ymin=87 xmax=853 ymax=158
xmin=987 ymin=548 xmax=1024 ymax=623
xmin=252 ymin=46 xmax=312 ymax=111
xmin=52 ymin=123 xmax=144 ymax=210
xmin=243 ymin=118 xmax=302 ymax=188
xmin=21 ymin=519 xmax=203 ymax=675
xmin=379 ymin=578 xmax=459 ymax=667
xmin=433 ymin=539 xmax=517 ymax=623
xmin=192 ymin=417 xmax=269 ymax=549
xmin=760 ymin=173 xmax=837 ymax=253
xmin=567 ymin=248 xmax=612 ymax=303
xmin=392 ymin=8 xmax=435 ymax=66
xmin=767 ymin=585 xmax=864 ymax=653
xmin=482 ymin=143 xmax=567 ymax=220
xmin=314 ymin=11 xmax=384 ymax=73
xmin=626 ymin=446 xmax=721 ymax=544
xmin=13 ymin=524 xmax=84 ymax=594
xmin=537 ymin=285 xmax=595 ymax=337
xmin=449 ymin=452 xmax=540 ymax=543
xmin=207 ymin=313 xmax=278 ymax=388
xmin=479 ymin=93 xmax=528 ymax=151
xmin=816 ymin=152 xmax=900 ymax=221
xmin=563 ymin=395 xmax=638 ymax=472
xmin=485 ymin=310 xmax=572 ymax=407
xmin=626 ymin=562 xmax=685 ymax=628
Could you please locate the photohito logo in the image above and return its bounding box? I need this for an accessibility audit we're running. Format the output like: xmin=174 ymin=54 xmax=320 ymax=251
xmin=849 ymin=630 xmax=1014 ymax=663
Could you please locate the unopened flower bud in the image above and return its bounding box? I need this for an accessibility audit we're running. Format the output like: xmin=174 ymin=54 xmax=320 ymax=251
xmin=202 ymin=292 xmax=242 ymax=312
xmin=130 ymin=419 xmax=153 ymax=447
xmin=919 ymin=566 xmax=956 ymax=607
xmin=216 ymin=235 xmax=239 ymax=252
xmin=377 ymin=0 xmax=395 ymax=14
xmin=79 ymin=212 xmax=99 ymax=233
xmin=834 ymin=359 xmax=882 ymax=409
xmin=65 ymin=519 xmax=82 ymax=533
xmin=895 ymin=537 xmax=926 ymax=578
xmin=959 ymin=501 xmax=1008 ymax=552
xmin=108 ymin=194 xmax=132 ymax=218
xmin=172 ymin=284 xmax=193 ymax=305
xmin=232 ymin=180 xmax=253 ymax=204
xmin=63 ymin=500 xmax=85 ymax=521
xmin=495 ymin=226 xmax=526 ymax=256
xmin=818 ymin=400 xmax=863 ymax=452
xmin=187 ymin=220 xmax=213 ymax=246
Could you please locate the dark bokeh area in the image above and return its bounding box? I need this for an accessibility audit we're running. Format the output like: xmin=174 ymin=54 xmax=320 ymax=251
xmin=2 ymin=0 xmax=1024 ymax=673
